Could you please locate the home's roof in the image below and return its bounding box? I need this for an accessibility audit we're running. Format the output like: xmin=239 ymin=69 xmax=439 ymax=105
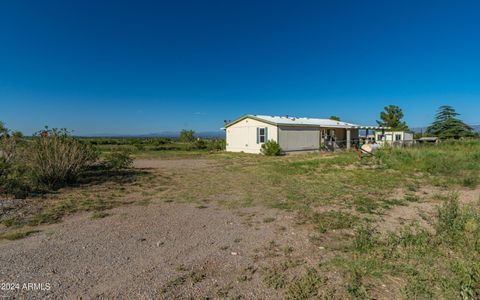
xmin=224 ymin=114 xmax=387 ymax=130
xmin=418 ymin=137 xmax=439 ymax=141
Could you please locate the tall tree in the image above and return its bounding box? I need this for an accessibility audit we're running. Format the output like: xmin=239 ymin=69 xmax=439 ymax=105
xmin=426 ymin=105 xmax=475 ymax=139
xmin=329 ymin=116 xmax=341 ymax=121
xmin=179 ymin=129 xmax=196 ymax=143
xmin=376 ymin=105 xmax=409 ymax=130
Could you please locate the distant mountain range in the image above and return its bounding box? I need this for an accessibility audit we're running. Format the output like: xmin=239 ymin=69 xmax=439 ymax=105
xmin=411 ymin=124 xmax=480 ymax=134
xmin=82 ymin=131 xmax=225 ymax=138
xmin=80 ymin=125 xmax=480 ymax=138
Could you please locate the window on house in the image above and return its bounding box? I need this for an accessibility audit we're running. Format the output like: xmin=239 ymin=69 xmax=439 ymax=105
xmin=257 ymin=127 xmax=267 ymax=143
xmin=378 ymin=134 xmax=384 ymax=141
xmin=395 ymin=134 xmax=402 ymax=141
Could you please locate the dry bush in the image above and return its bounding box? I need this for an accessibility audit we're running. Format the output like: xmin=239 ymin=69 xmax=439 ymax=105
xmin=0 ymin=123 xmax=30 ymax=198
xmin=29 ymin=128 xmax=98 ymax=189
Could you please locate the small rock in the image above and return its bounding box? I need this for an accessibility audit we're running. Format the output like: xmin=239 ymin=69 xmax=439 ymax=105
xmin=318 ymin=246 xmax=325 ymax=250
xmin=156 ymin=241 xmax=165 ymax=247
xmin=231 ymin=252 xmax=238 ymax=256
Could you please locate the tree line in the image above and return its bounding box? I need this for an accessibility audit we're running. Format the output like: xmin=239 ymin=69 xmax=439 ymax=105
xmin=333 ymin=105 xmax=477 ymax=140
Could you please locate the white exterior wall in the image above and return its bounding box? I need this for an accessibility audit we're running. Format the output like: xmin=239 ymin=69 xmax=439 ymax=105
xmin=376 ymin=131 xmax=414 ymax=146
xmin=225 ymin=118 xmax=278 ymax=154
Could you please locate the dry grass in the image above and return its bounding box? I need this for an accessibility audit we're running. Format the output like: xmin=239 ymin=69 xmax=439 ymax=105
xmin=2 ymin=141 xmax=480 ymax=298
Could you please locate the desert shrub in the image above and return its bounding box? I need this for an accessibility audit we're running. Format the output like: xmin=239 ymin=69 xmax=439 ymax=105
xmin=29 ymin=128 xmax=98 ymax=189
xmin=261 ymin=140 xmax=282 ymax=156
xmin=207 ymin=139 xmax=226 ymax=151
xmin=0 ymin=123 xmax=30 ymax=198
xmin=104 ymin=150 xmax=133 ymax=170
xmin=194 ymin=139 xmax=207 ymax=149
xmin=179 ymin=129 xmax=195 ymax=143
xmin=134 ymin=144 xmax=145 ymax=151
xmin=0 ymin=160 xmax=31 ymax=199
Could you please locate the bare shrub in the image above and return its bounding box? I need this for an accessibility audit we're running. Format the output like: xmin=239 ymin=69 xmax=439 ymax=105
xmin=0 ymin=122 xmax=29 ymax=198
xmin=104 ymin=150 xmax=133 ymax=170
xmin=29 ymin=128 xmax=98 ymax=189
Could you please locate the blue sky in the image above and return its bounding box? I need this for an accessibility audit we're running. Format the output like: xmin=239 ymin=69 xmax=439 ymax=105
xmin=0 ymin=0 xmax=479 ymax=135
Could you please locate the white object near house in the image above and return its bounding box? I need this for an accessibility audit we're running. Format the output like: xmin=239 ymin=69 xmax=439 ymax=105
xmin=375 ymin=131 xmax=414 ymax=146
xmin=224 ymin=114 xmax=385 ymax=154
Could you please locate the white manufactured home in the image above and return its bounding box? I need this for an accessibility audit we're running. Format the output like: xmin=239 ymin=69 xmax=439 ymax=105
xmin=224 ymin=114 xmax=385 ymax=154
xmin=375 ymin=131 xmax=414 ymax=147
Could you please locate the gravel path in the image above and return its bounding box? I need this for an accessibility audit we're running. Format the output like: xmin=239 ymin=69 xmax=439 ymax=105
xmin=0 ymin=202 xmax=303 ymax=299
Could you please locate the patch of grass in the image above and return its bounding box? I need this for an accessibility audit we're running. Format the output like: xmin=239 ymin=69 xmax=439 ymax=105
xmin=309 ymin=211 xmax=359 ymax=233
xmin=285 ymin=268 xmax=325 ymax=300
xmin=91 ymin=211 xmax=109 ymax=219
xmin=136 ymin=199 xmax=151 ymax=206
xmin=176 ymin=264 xmax=187 ymax=272
xmin=354 ymin=196 xmax=379 ymax=214
xmin=263 ymin=266 xmax=286 ymax=289
xmin=160 ymin=275 xmax=186 ymax=293
xmin=336 ymin=194 xmax=480 ymax=299
xmin=0 ymin=230 xmax=40 ymax=240
xmin=404 ymin=192 xmax=420 ymax=202
xmin=188 ymin=271 xmax=207 ymax=284
xmin=263 ymin=217 xmax=276 ymax=223
xmin=27 ymin=211 xmax=63 ymax=226
xmin=462 ymin=173 xmax=479 ymax=188
xmin=2 ymin=217 xmax=23 ymax=228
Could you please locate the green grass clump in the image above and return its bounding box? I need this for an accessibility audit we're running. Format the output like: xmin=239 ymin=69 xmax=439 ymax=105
xmin=90 ymin=211 xmax=109 ymax=219
xmin=309 ymin=211 xmax=359 ymax=233
xmin=284 ymin=268 xmax=325 ymax=300
xmin=377 ymin=141 xmax=480 ymax=188
xmin=338 ymin=194 xmax=480 ymax=299
xmin=0 ymin=230 xmax=39 ymax=240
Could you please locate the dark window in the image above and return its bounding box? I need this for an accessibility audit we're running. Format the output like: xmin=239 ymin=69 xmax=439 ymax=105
xmin=259 ymin=128 xmax=266 ymax=143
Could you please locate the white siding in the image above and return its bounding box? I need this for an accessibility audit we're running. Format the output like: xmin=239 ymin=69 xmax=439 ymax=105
xmin=226 ymin=118 xmax=278 ymax=154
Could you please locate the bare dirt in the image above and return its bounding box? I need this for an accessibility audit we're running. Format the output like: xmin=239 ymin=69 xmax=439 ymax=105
xmin=133 ymin=158 xmax=218 ymax=170
xmin=0 ymin=202 xmax=318 ymax=299
xmin=2 ymin=158 xmax=478 ymax=299
xmin=0 ymin=158 xmax=318 ymax=299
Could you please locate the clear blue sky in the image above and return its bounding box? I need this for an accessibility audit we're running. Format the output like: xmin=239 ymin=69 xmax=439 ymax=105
xmin=1 ymin=0 xmax=479 ymax=135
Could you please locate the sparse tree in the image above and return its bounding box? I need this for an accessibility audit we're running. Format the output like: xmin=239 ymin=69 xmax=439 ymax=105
xmin=426 ymin=105 xmax=475 ymax=139
xmin=0 ymin=121 xmax=8 ymax=137
xmin=329 ymin=116 xmax=341 ymax=121
xmin=179 ymin=129 xmax=195 ymax=143
xmin=376 ymin=105 xmax=409 ymax=130
xmin=12 ymin=131 xmax=23 ymax=139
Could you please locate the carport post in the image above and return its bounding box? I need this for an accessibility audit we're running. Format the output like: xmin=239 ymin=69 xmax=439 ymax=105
xmin=346 ymin=128 xmax=351 ymax=150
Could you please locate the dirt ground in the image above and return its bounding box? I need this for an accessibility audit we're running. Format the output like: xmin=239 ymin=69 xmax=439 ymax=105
xmin=1 ymin=202 xmax=312 ymax=299
xmin=0 ymin=159 xmax=319 ymax=299
xmin=1 ymin=158 xmax=478 ymax=299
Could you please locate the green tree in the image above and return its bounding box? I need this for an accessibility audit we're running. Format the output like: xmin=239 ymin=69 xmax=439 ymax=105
xmin=0 ymin=121 xmax=8 ymax=136
xmin=179 ymin=129 xmax=196 ymax=143
xmin=12 ymin=131 xmax=23 ymax=139
xmin=376 ymin=105 xmax=409 ymax=130
xmin=329 ymin=116 xmax=341 ymax=121
xmin=426 ymin=105 xmax=475 ymax=139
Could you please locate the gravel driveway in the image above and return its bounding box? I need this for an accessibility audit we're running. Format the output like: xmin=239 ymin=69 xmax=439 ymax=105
xmin=0 ymin=201 xmax=307 ymax=299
